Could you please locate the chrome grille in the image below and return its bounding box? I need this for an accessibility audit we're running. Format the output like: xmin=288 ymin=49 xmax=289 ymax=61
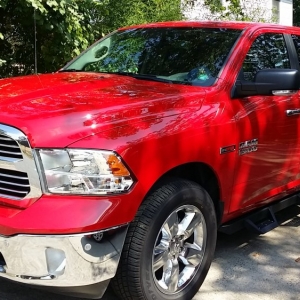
xmin=0 ymin=134 xmax=23 ymax=160
xmin=0 ymin=169 xmax=30 ymax=199
xmin=0 ymin=124 xmax=42 ymax=201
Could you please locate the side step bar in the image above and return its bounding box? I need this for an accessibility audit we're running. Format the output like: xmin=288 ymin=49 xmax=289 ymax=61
xmin=244 ymin=207 xmax=278 ymax=234
xmin=219 ymin=194 xmax=300 ymax=235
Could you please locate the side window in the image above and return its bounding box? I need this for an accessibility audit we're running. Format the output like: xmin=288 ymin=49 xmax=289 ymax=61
xmin=241 ymin=33 xmax=290 ymax=81
xmin=291 ymin=34 xmax=300 ymax=67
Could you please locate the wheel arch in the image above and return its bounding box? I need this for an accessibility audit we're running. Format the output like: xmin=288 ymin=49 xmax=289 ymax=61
xmin=145 ymin=162 xmax=223 ymax=225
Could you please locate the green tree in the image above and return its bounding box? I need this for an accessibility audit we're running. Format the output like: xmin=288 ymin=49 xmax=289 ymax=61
xmin=293 ymin=0 xmax=300 ymax=26
xmin=0 ymin=0 xmax=102 ymax=76
xmin=0 ymin=0 xmax=182 ymax=78
xmin=102 ymin=0 xmax=182 ymax=31
xmin=186 ymin=0 xmax=277 ymax=22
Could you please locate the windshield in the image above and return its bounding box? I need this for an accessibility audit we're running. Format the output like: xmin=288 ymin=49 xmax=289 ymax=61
xmin=63 ymin=27 xmax=241 ymax=86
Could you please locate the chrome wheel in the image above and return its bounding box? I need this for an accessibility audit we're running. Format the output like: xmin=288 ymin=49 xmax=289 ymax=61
xmin=152 ymin=204 xmax=207 ymax=294
xmin=112 ymin=180 xmax=217 ymax=300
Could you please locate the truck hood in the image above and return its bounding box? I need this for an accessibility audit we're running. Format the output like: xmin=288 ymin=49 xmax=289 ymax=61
xmin=0 ymin=72 xmax=206 ymax=147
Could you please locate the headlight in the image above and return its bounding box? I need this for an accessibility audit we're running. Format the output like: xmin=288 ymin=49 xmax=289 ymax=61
xmin=36 ymin=149 xmax=134 ymax=195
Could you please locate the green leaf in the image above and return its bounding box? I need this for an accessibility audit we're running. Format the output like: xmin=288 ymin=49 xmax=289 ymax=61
xmin=46 ymin=0 xmax=58 ymax=7
xmin=0 ymin=0 xmax=183 ymax=77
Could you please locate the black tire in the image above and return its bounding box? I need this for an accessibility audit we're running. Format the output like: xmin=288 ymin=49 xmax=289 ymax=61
xmin=111 ymin=179 xmax=217 ymax=300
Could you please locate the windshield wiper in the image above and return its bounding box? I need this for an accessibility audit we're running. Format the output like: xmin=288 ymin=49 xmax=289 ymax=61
xmin=58 ymin=70 xmax=189 ymax=85
xmin=132 ymin=74 xmax=191 ymax=85
xmin=132 ymin=74 xmax=175 ymax=84
xmin=103 ymin=72 xmax=190 ymax=85
xmin=103 ymin=71 xmax=153 ymax=77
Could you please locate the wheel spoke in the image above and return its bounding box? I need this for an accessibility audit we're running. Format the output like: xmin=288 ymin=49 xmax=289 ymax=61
xmin=168 ymin=259 xmax=180 ymax=292
xmin=154 ymin=239 xmax=169 ymax=255
xmin=178 ymin=266 xmax=196 ymax=288
xmin=178 ymin=254 xmax=190 ymax=266
xmin=161 ymin=226 xmax=171 ymax=241
xmin=162 ymin=259 xmax=179 ymax=292
xmin=178 ymin=211 xmax=203 ymax=240
xmin=153 ymin=248 xmax=169 ymax=272
xmin=184 ymin=242 xmax=203 ymax=266
xmin=163 ymin=211 xmax=179 ymax=238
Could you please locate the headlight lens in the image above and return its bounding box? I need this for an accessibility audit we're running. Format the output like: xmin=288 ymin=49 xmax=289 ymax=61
xmin=37 ymin=149 xmax=134 ymax=195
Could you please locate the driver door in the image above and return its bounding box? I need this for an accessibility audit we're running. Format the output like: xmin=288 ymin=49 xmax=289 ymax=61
xmin=229 ymin=32 xmax=300 ymax=212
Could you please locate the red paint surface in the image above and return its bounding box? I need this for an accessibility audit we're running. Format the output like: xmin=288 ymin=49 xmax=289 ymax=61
xmin=1 ymin=21 xmax=300 ymax=235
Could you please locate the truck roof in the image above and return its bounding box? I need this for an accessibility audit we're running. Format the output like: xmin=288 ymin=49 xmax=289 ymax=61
xmin=120 ymin=20 xmax=297 ymax=31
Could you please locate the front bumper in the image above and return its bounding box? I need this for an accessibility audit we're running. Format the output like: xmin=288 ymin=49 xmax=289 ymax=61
xmin=0 ymin=225 xmax=128 ymax=299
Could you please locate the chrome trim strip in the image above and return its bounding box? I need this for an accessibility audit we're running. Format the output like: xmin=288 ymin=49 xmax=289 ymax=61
xmin=272 ymin=90 xmax=297 ymax=96
xmin=14 ymin=274 xmax=56 ymax=280
xmin=15 ymin=223 xmax=129 ymax=238
xmin=286 ymin=109 xmax=300 ymax=116
xmin=0 ymin=124 xmax=42 ymax=201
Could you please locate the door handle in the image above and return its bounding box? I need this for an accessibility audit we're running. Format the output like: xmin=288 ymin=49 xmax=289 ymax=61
xmin=272 ymin=90 xmax=297 ymax=96
xmin=286 ymin=109 xmax=300 ymax=116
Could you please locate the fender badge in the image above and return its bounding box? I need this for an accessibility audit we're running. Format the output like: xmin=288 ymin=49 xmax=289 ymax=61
xmin=220 ymin=145 xmax=236 ymax=154
xmin=239 ymin=138 xmax=258 ymax=155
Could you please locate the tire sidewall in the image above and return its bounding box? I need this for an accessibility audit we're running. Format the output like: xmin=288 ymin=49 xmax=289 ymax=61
xmin=140 ymin=184 xmax=217 ymax=300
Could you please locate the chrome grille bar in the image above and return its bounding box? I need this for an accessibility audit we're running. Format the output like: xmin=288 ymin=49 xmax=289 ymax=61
xmin=0 ymin=172 xmax=28 ymax=180
xmin=0 ymin=149 xmax=22 ymax=155
xmin=0 ymin=180 xmax=30 ymax=188
xmin=0 ymin=143 xmax=19 ymax=149
xmin=0 ymin=187 xmax=28 ymax=194
xmin=0 ymin=124 xmax=42 ymax=201
xmin=0 ymin=193 xmax=21 ymax=200
xmin=0 ymin=168 xmax=30 ymax=199
xmin=0 ymin=133 xmax=23 ymax=160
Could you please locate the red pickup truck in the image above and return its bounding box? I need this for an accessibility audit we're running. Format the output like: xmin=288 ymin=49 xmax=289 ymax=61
xmin=0 ymin=21 xmax=300 ymax=300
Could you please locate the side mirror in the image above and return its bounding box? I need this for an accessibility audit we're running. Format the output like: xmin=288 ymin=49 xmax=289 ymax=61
xmin=94 ymin=46 xmax=108 ymax=59
xmin=232 ymin=69 xmax=300 ymax=98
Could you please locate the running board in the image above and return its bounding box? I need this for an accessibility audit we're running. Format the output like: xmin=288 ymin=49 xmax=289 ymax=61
xmin=219 ymin=194 xmax=300 ymax=235
xmin=244 ymin=207 xmax=278 ymax=234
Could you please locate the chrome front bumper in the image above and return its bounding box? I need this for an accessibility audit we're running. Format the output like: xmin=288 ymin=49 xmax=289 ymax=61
xmin=0 ymin=226 xmax=128 ymax=299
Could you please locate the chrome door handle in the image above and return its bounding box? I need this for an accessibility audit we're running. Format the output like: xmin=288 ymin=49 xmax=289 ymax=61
xmin=286 ymin=109 xmax=300 ymax=116
xmin=272 ymin=90 xmax=297 ymax=96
